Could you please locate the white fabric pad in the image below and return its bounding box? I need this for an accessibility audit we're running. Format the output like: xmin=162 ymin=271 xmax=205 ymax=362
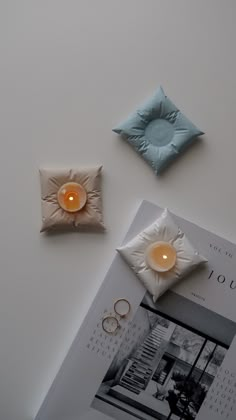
xmin=117 ymin=208 xmax=207 ymax=302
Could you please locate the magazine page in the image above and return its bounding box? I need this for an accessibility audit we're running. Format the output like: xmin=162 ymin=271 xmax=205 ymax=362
xmin=35 ymin=201 xmax=236 ymax=420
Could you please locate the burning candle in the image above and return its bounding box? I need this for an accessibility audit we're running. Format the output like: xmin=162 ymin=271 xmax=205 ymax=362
xmin=146 ymin=241 xmax=176 ymax=272
xmin=57 ymin=182 xmax=87 ymax=213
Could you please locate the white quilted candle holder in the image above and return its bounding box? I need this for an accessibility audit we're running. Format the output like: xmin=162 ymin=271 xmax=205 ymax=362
xmin=117 ymin=208 xmax=207 ymax=301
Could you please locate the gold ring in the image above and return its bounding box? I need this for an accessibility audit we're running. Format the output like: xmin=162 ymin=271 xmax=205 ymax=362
xmin=114 ymin=298 xmax=131 ymax=318
xmin=102 ymin=315 xmax=120 ymax=334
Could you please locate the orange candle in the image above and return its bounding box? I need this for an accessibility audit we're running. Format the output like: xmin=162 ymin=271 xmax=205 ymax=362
xmin=57 ymin=182 xmax=87 ymax=213
xmin=146 ymin=241 xmax=176 ymax=272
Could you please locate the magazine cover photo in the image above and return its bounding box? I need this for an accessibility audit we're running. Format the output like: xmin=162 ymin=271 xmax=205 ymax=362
xmin=91 ymin=291 xmax=230 ymax=420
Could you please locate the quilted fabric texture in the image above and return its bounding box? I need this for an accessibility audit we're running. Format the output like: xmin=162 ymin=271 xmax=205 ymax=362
xmin=39 ymin=166 xmax=105 ymax=232
xmin=113 ymin=86 xmax=204 ymax=174
xmin=117 ymin=209 xmax=207 ymax=301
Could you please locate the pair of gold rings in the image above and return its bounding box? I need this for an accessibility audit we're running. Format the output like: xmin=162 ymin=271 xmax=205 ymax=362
xmin=102 ymin=298 xmax=131 ymax=334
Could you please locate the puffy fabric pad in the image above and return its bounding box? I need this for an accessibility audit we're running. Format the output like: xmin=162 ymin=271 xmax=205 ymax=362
xmin=117 ymin=208 xmax=207 ymax=301
xmin=39 ymin=166 xmax=105 ymax=232
xmin=113 ymin=86 xmax=203 ymax=174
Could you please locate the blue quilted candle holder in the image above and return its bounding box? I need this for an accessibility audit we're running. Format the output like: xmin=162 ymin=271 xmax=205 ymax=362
xmin=113 ymin=86 xmax=204 ymax=175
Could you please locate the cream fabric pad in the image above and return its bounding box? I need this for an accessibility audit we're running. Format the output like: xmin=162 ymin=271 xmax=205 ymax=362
xmin=39 ymin=166 xmax=105 ymax=232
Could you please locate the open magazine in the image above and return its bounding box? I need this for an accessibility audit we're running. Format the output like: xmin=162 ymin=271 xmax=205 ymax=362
xmin=35 ymin=201 xmax=236 ymax=420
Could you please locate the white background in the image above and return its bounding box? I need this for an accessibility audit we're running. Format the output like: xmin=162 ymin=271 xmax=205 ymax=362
xmin=0 ymin=1 xmax=235 ymax=420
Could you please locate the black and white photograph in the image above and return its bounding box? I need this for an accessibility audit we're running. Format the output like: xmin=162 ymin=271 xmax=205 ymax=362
xmin=91 ymin=292 xmax=228 ymax=420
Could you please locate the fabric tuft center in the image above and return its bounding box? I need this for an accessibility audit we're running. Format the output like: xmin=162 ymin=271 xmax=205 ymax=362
xmin=145 ymin=118 xmax=174 ymax=147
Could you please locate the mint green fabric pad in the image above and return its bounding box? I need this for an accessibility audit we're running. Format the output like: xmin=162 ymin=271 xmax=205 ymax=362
xmin=113 ymin=86 xmax=203 ymax=174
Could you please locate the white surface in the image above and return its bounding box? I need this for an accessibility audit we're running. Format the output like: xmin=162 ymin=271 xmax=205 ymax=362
xmin=0 ymin=1 xmax=235 ymax=420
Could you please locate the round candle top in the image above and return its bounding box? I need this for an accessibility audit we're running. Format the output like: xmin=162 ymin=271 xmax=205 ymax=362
xmin=146 ymin=241 xmax=177 ymax=272
xmin=57 ymin=182 xmax=87 ymax=213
